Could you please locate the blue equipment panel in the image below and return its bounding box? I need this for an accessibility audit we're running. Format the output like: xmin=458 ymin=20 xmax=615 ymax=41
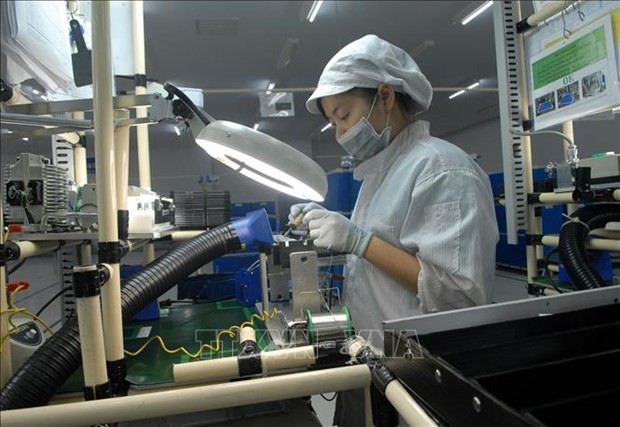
xmin=489 ymin=168 xmax=565 ymax=269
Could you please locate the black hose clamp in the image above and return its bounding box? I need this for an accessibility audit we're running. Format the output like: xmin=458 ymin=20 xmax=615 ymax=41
xmin=238 ymin=352 xmax=262 ymax=377
xmin=314 ymin=340 xmax=349 ymax=367
xmin=117 ymin=210 xmax=129 ymax=242
xmin=107 ymin=359 xmax=130 ymax=396
xmin=525 ymin=234 xmax=543 ymax=246
xmin=99 ymin=241 xmax=122 ymax=264
xmin=0 ymin=78 xmax=14 ymax=102
xmin=134 ymin=73 xmax=147 ymax=88
xmin=83 ymin=381 xmax=111 ymax=401
xmin=516 ymin=19 xmax=533 ymax=34
xmin=370 ymin=363 xmax=396 ymax=394
xmin=0 ymin=241 xmax=21 ymax=264
xmin=72 ymin=265 xmax=102 ymax=298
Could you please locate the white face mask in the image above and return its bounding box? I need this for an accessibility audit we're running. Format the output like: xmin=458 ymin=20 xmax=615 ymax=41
xmin=336 ymin=94 xmax=391 ymax=162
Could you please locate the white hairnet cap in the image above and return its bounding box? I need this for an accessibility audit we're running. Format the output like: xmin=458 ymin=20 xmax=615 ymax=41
xmin=306 ymin=34 xmax=433 ymax=115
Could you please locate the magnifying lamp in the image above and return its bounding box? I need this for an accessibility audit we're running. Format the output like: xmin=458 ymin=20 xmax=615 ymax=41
xmin=164 ymin=83 xmax=327 ymax=202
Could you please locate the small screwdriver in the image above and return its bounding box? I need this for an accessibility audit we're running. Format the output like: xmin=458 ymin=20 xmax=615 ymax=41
xmin=283 ymin=213 xmax=304 ymax=237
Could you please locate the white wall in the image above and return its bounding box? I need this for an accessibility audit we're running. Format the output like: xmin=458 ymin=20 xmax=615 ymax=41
xmin=441 ymin=115 xmax=620 ymax=174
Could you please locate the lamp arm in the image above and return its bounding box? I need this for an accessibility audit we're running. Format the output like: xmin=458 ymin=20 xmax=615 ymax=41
xmin=163 ymin=82 xmax=215 ymax=125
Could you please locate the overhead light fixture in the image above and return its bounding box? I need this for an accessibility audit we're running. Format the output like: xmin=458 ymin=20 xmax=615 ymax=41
xmin=266 ymin=82 xmax=275 ymax=95
xmin=307 ymin=0 xmax=324 ymax=23
xmin=449 ymin=90 xmax=466 ymax=100
xmin=449 ymin=80 xmax=480 ymax=100
xmin=461 ymin=1 xmax=493 ymax=25
xmin=163 ymin=82 xmax=327 ymax=202
xmin=22 ymin=137 xmax=29 ymax=141
xmin=320 ymin=123 xmax=333 ymax=132
xmin=253 ymin=123 xmax=259 ymax=130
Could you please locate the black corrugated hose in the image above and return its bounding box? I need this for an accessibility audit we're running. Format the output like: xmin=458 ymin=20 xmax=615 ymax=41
xmin=558 ymin=203 xmax=620 ymax=290
xmin=1 ymin=224 xmax=241 ymax=410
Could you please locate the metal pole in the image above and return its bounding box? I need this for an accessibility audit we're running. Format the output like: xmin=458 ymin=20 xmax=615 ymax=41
xmin=260 ymin=253 xmax=270 ymax=312
xmin=561 ymin=121 xmax=578 ymax=215
xmin=92 ymin=0 xmax=126 ymax=395
xmin=1 ymin=365 xmax=371 ymax=427
xmin=0 ymin=202 xmax=12 ymax=386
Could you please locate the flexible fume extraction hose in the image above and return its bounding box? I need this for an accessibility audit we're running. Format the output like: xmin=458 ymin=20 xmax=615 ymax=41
xmin=1 ymin=224 xmax=242 ymax=410
xmin=559 ymin=203 xmax=620 ymax=290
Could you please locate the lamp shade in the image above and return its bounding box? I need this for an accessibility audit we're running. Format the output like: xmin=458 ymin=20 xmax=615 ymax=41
xmin=195 ymin=120 xmax=327 ymax=202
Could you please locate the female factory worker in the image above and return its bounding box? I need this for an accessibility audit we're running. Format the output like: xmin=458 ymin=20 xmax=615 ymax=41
xmin=291 ymin=34 xmax=498 ymax=425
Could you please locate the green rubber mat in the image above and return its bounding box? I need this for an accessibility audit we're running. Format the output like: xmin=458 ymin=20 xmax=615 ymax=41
xmin=57 ymin=299 xmax=271 ymax=393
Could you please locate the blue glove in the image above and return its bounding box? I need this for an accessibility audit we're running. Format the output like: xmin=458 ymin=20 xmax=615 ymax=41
xmin=303 ymin=209 xmax=373 ymax=257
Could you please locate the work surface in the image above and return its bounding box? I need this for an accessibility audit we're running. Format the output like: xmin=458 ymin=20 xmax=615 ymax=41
xmin=59 ymin=300 xmax=270 ymax=392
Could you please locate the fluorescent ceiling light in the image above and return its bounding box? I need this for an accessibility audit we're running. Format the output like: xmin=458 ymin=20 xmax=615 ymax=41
xmin=450 ymin=80 xmax=480 ymax=99
xmin=195 ymin=121 xmax=327 ymax=201
xmin=253 ymin=123 xmax=259 ymax=130
xmin=308 ymin=0 xmax=323 ymax=23
xmin=449 ymin=90 xmax=466 ymax=100
xmin=266 ymin=82 xmax=275 ymax=95
xmin=461 ymin=1 xmax=492 ymax=25
xmin=22 ymin=137 xmax=29 ymax=141
xmin=320 ymin=123 xmax=333 ymax=132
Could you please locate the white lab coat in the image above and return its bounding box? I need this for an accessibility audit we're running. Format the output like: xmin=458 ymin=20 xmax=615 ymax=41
xmin=344 ymin=120 xmax=499 ymax=349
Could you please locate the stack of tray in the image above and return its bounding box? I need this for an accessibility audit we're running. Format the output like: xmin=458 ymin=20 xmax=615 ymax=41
xmin=384 ymin=287 xmax=620 ymax=426
xmin=172 ymin=191 xmax=230 ymax=229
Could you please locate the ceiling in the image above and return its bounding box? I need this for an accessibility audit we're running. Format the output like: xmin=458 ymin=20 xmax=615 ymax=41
xmin=141 ymin=0 xmax=512 ymax=144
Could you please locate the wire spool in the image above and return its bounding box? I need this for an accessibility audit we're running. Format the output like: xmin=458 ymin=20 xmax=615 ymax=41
xmin=305 ymin=307 xmax=353 ymax=344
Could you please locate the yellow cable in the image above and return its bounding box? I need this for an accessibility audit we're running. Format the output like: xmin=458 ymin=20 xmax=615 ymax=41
xmin=124 ymin=308 xmax=279 ymax=359
xmin=4 ymin=284 xmax=54 ymax=335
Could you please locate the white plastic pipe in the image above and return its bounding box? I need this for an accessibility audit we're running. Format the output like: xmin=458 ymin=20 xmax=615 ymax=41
xmin=11 ymin=240 xmax=79 ymax=260
xmin=133 ymin=0 xmax=154 ymax=268
xmin=0 ymin=203 xmax=12 ymax=387
xmin=513 ymin=2 xmax=541 ymax=284
xmin=72 ymin=112 xmax=88 ymax=188
xmin=92 ymin=0 xmax=124 ymax=364
xmin=114 ymin=110 xmax=131 ymax=211
xmin=1 ymin=365 xmax=371 ymax=427
xmin=538 ymin=192 xmax=576 ymax=204
xmin=525 ymin=1 xmax=579 ymax=27
xmin=542 ymin=235 xmax=620 ymax=252
xmin=74 ymin=281 xmax=108 ymax=387
xmin=174 ymin=345 xmax=318 ymax=384
xmin=364 ymin=386 xmax=373 ymax=427
xmin=174 ymin=357 xmax=239 ymax=384
xmin=131 ymin=0 xmax=151 ymax=190
xmin=385 ymin=380 xmax=438 ymax=426
xmin=170 ymin=230 xmax=205 ymax=241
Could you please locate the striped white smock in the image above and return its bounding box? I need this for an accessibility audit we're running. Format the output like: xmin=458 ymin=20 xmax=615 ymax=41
xmin=344 ymin=120 xmax=499 ymax=348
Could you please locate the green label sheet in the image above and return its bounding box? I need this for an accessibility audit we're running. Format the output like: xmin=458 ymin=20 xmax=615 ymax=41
xmin=532 ymin=26 xmax=608 ymax=89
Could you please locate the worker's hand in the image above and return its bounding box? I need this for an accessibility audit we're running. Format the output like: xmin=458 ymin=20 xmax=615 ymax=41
xmin=303 ymin=210 xmax=373 ymax=257
xmin=288 ymin=202 xmax=325 ymax=224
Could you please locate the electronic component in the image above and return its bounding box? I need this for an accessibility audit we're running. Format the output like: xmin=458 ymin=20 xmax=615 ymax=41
xmin=3 ymin=153 xmax=68 ymax=228
xmin=9 ymin=319 xmax=46 ymax=373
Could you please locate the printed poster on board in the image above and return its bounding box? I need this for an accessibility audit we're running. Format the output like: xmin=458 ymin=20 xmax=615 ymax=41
xmin=529 ymin=15 xmax=619 ymax=130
